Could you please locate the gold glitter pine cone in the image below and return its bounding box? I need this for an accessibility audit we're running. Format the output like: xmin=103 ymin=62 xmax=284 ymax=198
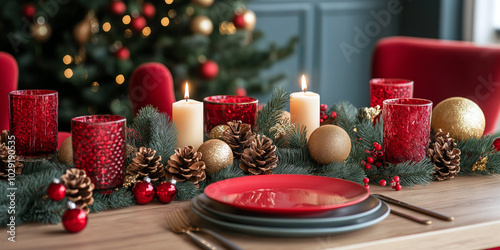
xmin=166 ymin=146 xmax=206 ymax=187
xmin=0 ymin=143 xmax=23 ymax=180
xmin=61 ymin=168 xmax=94 ymax=214
xmin=240 ymin=134 xmax=278 ymax=175
xmin=126 ymin=147 xmax=165 ymax=184
xmin=222 ymin=120 xmax=256 ymax=158
xmin=427 ymin=129 xmax=461 ymax=181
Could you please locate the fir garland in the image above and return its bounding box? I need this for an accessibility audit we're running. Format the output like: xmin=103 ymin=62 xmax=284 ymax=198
xmin=2 ymin=88 xmax=500 ymax=226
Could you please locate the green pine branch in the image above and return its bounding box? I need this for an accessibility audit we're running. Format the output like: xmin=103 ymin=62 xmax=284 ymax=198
xmin=256 ymin=87 xmax=290 ymax=138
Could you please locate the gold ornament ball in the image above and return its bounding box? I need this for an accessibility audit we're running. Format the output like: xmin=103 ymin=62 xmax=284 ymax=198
xmin=190 ymin=16 xmax=213 ymax=35
xmin=308 ymin=125 xmax=351 ymax=165
xmin=242 ymin=10 xmax=256 ymax=31
xmin=191 ymin=0 xmax=214 ymax=7
xmin=431 ymin=97 xmax=485 ymax=141
xmin=31 ymin=23 xmax=52 ymax=42
xmin=59 ymin=136 xmax=74 ymax=165
xmin=209 ymin=125 xmax=229 ymax=140
xmin=197 ymin=139 xmax=233 ymax=174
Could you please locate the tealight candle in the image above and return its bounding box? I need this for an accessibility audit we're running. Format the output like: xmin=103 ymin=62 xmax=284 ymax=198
xmin=290 ymin=75 xmax=320 ymax=139
xmin=172 ymin=82 xmax=204 ymax=150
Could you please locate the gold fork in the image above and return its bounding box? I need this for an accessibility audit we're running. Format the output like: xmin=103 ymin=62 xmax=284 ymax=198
xmin=165 ymin=209 xmax=221 ymax=250
xmin=175 ymin=209 xmax=243 ymax=250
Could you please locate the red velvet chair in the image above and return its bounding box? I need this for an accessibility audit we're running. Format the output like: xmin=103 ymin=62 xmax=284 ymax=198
xmin=372 ymin=36 xmax=500 ymax=135
xmin=129 ymin=63 xmax=176 ymax=118
xmin=0 ymin=52 xmax=71 ymax=149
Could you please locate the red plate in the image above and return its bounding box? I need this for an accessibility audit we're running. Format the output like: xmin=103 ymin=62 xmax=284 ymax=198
xmin=204 ymin=175 xmax=369 ymax=214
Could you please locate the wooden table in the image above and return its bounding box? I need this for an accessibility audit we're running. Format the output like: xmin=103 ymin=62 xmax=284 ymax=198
xmin=4 ymin=175 xmax=500 ymax=250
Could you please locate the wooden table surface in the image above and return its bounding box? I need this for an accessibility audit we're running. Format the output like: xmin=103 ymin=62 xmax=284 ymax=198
xmin=4 ymin=175 xmax=500 ymax=250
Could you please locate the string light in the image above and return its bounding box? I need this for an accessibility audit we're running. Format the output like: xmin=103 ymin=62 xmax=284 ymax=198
xmin=219 ymin=21 xmax=236 ymax=35
xmin=62 ymin=55 xmax=72 ymax=65
xmin=64 ymin=68 xmax=73 ymax=78
xmin=185 ymin=6 xmax=194 ymax=16
xmin=90 ymin=81 xmax=99 ymax=92
xmin=142 ymin=26 xmax=151 ymax=37
xmin=122 ymin=15 xmax=131 ymax=25
xmin=115 ymin=74 xmax=125 ymax=84
xmin=165 ymin=0 xmax=173 ymax=4
xmin=168 ymin=10 xmax=177 ymax=18
xmin=161 ymin=17 xmax=170 ymax=27
xmin=102 ymin=22 xmax=111 ymax=32
xmin=124 ymin=29 xmax=132 ymax=38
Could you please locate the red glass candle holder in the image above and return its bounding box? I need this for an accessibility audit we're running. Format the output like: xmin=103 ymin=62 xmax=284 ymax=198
xmin=383 ymin=98 xmax=432 ymax=164
xmin=370 ymin=78 xmax=413 ymax=108
xmin=9 ymin=90 xmax=58 ymax=159
xmin=72 ymin=115 xmax=126 ymax=193
xmin=203 ymin=95 xmax=258 ymax=132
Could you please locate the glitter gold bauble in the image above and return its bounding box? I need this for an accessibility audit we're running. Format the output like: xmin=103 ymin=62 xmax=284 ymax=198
xmin=197 ymin=139 xmax=233 ymax=174
xmin=190 ymin=16 xmax=213 ymax=35
xmin=209 ymin=125 xmax=229 ymax=140
xmin=59 ymin=136 xmax=73 ymax=165
xmin=308 ymin=125 xmax=351 ymax=165
xmin=191 ymin=0 xmax=214 ymax=7
xmin=431 ymin=97 xmax=485 ymax=141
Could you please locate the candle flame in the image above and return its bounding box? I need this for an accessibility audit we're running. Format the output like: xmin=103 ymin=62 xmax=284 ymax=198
xmin=184 ymin=82 xmax=189 ymax=101
xmin=301 ymin=75 xmax=307 ymax=92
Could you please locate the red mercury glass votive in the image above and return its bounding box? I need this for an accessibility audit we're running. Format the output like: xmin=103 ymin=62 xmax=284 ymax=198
xmin=72 ymin=115 xmax=126 ymax=194
xmin=9 ymin=90 xmax=58 ymax=159
xmin=203 ymin=95 xmax=258 ymax=133
xmin=370 ymin=78 xmax=414 ymax=108
xmin=383 ymin=98 xmax=432 ymax=164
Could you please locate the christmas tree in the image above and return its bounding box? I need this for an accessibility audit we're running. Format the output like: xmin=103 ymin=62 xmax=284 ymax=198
xmin=0 ymin=0 xmax=297 ymax=130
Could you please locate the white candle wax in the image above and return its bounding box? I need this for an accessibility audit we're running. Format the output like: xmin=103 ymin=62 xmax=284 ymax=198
xmin=172 ymin=98 xmax=204 ymax=150
xmin=290 ymin=75 xmax=320 ymax=139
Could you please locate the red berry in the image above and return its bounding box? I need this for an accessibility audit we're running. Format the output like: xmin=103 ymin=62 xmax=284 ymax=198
xmin=375 ymin=161 xmax=382 ymax=167
xmin=493 ymin=137 xmax=500 ymax=152
xmin=321 ymin=114 xmax=328 ymax=120
xmin=109 ymin=1 xmax=127 ymax=16
xmin=47 ymin=180 xmax=66 ymax=201
xmin=364 ymin=184 xmax=370 ymax=191
xmin=395 ymin=184 xmax=402 ymax=191
xmin=377 ymin=152 xmax=384 ymax=158
xmin=371 ymin=152 xmax=377 ymax=157
xmin=320 ymin=119 xmax=324 ymax=123
xmin=380 ymin=180 xmax=387 ymax=186
xmin=366 ymin=157 xmax=374 ymax=163
xmin=365 ymin=164 xmax=371 ymax=170
xmin=330 ymin=112 xmax=337 ymax=119
xmin=374 ymin=143 xmax=382 ymax=151
xmin=142 ymin=2 xmax=156 ymax=19
xmin=320 ymin=104 xmax=328 ymax=111
xmin=365 ymin=149 xmax=371 ymax=154
xmin=393 ymin=176 xmax=400 ymax=182
xmin=390 ymin=180 xmax=396 ymax=186
xmin=363 ymin=177 xmax=369 ymax=184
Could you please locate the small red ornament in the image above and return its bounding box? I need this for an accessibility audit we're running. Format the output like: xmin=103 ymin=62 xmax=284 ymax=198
xmin=47 ymin=179 xmax=66 ymax=201
xmin=493 ymin=137 xmax=500 ymax=152
xmin=130 ymin=16 xmax=147 ymax=32
xmin=236 ymin=87 xmax=247 ymax=96
xmin=364 ymin=163 xmax=371 ymax=170
xmin=132 ymin=177 xmax=155 ymax=204
xmin=109 ymin=1 xmax=127 ymax=16
xmin=156 ymin=180 xmax=177 ymax=204
xmin=142 ymin=2 xmax=156 ymax=19
xmin=232 ymin=13 xmax=246 ymax=29
xmin=200 ymin=60 xmax=219 ymax=80
xmin=116 ymin=47 xmax=130 ymax=60
xmin=380 ymin=180 xmax=387 ymax=186
xmin=62 ymin=201 xmax=87 ymax=233
xmin=22 ymin=3 xmax=36 ymax=20
xmin=330 ymin=112 xmax=337 ymax=119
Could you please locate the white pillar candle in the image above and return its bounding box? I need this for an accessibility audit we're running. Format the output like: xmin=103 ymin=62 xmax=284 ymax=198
xmin=290 ymin=75 xmax=320 ymax=139
xmin=172 ymin=82 xmax=204 ymax=150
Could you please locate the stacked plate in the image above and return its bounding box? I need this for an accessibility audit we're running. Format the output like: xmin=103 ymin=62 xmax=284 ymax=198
xmin=191 ymin=175 xmax=390 ymax=237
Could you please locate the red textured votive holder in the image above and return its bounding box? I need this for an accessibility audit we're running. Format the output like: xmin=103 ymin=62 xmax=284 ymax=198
xmin=72 ymin=115 xmax=126 ymax=193
xmin=370 ymin=78 xmax=414 ymax=108
xmin=203 ymin=95 xmax=258 ymax=133
xmin=9 ymin=90 xmax=58 ymax=159
xmin=383 ymin=98 xmax=432 ymax=164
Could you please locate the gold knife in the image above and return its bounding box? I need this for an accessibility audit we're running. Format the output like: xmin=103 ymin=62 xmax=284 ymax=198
xmin=374 ymin=194 xmax=454 ymax=221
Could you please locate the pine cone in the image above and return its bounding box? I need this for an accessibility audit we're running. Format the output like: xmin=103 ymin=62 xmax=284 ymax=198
xmin=428 ymin=129 xmax=461 ymax=181
xmin=222 ymin=121 xmax=256 ymax=158
xmin=166 ymin=146 xmax=206 ymax=187
xmin=240 ymin=134 xmax=278 ymax=175
xmin=61 ymin=168 xmax=94 ymax=214
xmin=127 ymin=147 xmax=165 ymax=183
xmin=0 ymin=143 xmax=23 ymax=180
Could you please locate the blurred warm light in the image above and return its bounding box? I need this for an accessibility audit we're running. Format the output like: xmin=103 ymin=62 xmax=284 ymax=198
xmin=64 ymin=68 xmax=73 ymax=78
xmin=116 ymin=74 xmax=125 ymax=84
xmin=122 ymin=15 xmax=131 ymax=25
xmin=165 ymin=0 xmax=173 ymax=4
xmin=63 ymin=55 xmax=72 ymax=65
xmin=124 ymin=29 xmax=132 ymax=38
xmin=102 ymin=22 xmax=111 ymax=32
xmin=142 ymin=26 xmax=151 ymax=37
xmin=168 ymin=9 xmax=177 ymax=18
xmin=91 ymin=81 xmax=99 ymax=92
xmin=161 ymin=17 xmax=170 ymax=26
xmin=301 ymin=74 xmax=307 ymax=92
